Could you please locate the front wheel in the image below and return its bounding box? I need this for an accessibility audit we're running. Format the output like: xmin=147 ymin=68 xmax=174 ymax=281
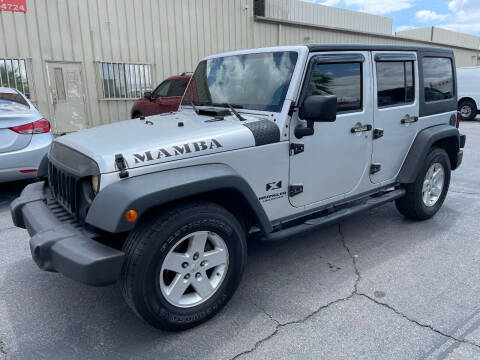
xmin=396 ymin=147 xmax=451 ymax=220
xmin=121 ymin=201 xmax=247 ymax=330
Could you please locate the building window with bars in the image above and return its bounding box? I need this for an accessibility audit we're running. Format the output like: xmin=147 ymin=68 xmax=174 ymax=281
xmin=0 ymin=59 xmax=30 ymax=98
xmin=98 ymin=62 xmax=152 ymax=99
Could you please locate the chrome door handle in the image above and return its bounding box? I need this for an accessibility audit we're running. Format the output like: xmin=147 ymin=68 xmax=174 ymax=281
xmin=401 ymin=115 xmax=418 ymax=124
xmin=350 ymin=124 xmax=372 ymax=133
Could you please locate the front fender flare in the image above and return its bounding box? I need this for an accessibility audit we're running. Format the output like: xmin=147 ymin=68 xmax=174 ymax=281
xmin=85 ymin=164 xmax=272 ymax=234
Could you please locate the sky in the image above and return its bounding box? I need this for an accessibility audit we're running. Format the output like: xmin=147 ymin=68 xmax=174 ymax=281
xmin=305 ymin=0 xmax=480 ymax=36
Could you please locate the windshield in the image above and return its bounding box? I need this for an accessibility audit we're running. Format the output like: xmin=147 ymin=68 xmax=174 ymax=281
xmin=182 ymin=51 xmax=298 ymax=112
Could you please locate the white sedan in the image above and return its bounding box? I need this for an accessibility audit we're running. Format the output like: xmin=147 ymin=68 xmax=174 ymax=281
xmin=0 ymin=87 xmax=52 ymax=182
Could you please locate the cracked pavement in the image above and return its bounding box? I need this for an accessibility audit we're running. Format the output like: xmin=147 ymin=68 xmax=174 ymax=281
xmin=1 ymin=122 xmax=480 ymax=359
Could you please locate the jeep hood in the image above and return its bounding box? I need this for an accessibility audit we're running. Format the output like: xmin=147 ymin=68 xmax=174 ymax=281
xmin=54 ymin=111 xmax=277 ymax=173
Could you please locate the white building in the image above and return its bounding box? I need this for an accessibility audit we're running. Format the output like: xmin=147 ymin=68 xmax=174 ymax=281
xmin=1 ymin=0 xmax=479 ymax=133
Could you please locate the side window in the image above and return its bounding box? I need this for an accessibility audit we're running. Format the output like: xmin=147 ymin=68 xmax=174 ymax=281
xmin=153 ymin=80 xmax=171 ymax=98
xmin=167 ymin=79 xmax=189 ymax=97
xmin=306 ymin=62 xmax=362 ymax=113
xmin=376 ymin=61 xmax=415 ymax=107
xmin=423 ymin=57 xmax=454 ymax=102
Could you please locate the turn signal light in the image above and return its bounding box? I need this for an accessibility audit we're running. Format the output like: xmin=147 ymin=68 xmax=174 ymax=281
xmin=125 ymin=209 xmax=138 ymax=222
xmin=9 ymin=118 xmax=51 ymax=134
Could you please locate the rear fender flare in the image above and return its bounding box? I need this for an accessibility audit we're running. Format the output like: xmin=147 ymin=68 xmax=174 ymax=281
xmin=397 ymin=124 xmax=460 ymax=183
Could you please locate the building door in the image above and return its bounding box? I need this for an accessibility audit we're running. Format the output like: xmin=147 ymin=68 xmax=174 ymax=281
xmin=46 ymin=62 xmax=87 ymax=133
xmin=370 ymin=52 xmax=419 ymax=183
xmin=289 ymin=52 xmax=373 ymax=207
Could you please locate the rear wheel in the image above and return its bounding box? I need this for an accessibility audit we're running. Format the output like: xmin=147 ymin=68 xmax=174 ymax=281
xmin=458 ymin=100 xmax=477 ymax=121
xmin=121 ymin=201 xmax=247 ymax=330
xmin=396 ymin=147 xmax=451 ymax=220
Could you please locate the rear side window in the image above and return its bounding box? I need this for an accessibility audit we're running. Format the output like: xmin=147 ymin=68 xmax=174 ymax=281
xmin=305 ymin=62 xmax=362 ymax=113
xmin=167 ymin=79 xmax=189 ymax=97
xmin=376 ymin=61 xmax=415 ymax=107
xmin=423 ymin=57 xmax=454 ymax=102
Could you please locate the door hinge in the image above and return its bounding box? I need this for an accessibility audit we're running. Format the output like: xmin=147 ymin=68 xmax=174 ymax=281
xmin=370 ymin=164 xmax=381 ymax=174
xmin=289 ymin=184 xmax=304 ymax=197
xmin=373 ymin=128 xmax=384 ymax=139
xmin=290 ymin=143 xmax=304 ymax=155
xmin=115 ymin=153 xmax=129 ymax=179
xmin=288 ymin=102 xmax=296 ymax=116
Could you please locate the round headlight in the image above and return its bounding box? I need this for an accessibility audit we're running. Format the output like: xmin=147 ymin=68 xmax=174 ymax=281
xmin=91 ymin=175 xmax=99 ymax=194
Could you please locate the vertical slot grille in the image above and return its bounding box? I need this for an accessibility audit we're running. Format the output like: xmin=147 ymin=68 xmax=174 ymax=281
xmin=48 ymin=162 xmax=78 ymax=214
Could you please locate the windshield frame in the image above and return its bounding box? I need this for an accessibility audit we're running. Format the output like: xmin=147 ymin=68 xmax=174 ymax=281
xmin=181 ymin=50 xmax=300 ymax=113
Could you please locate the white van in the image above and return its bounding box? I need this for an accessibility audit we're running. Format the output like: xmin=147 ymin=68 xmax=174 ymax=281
xmin=457 ymin=66 xmax=480 ymax=121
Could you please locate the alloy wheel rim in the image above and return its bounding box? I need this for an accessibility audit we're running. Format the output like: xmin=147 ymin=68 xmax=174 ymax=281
xmin=460 ymin=105 xmax=472 ymax=118
xmin=160 ymin=231 xmax=229 ymax=308
xmin=422 ymin=162 xmax=445 ymax=207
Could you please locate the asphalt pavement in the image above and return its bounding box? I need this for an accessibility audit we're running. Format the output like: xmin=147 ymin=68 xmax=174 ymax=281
xmin=1 ymin=121 xmax=480 ymax=360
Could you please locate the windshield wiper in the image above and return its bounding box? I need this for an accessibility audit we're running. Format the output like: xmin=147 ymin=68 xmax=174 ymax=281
xmin=190 ymin=102 xmax=199 ymax=114
xmin=190 ymin=101 xmax=246 ymax=121
xmin=210 ymin=103 xmax=246 ymax=121
xmin=226 ymin=103 xmax=246 ymax=121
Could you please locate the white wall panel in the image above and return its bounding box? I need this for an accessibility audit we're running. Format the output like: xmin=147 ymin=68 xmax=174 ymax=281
xmin=265 ymin=0 xmax=392 ymax=35
xmin=255 ymin=19 xmax=479 ymax=68
xmin=396 ymin=27 xmax=432 ymax=42
xmin=398 ymin=26 xmax=480 ymax=50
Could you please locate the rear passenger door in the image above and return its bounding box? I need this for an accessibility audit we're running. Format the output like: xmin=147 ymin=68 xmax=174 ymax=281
xmin=371 ymin=52 xmax=419 ymax=183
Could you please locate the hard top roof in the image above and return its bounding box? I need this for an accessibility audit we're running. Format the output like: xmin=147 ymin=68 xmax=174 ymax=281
xmin=307 ymin=43 xmax=453 ymax=55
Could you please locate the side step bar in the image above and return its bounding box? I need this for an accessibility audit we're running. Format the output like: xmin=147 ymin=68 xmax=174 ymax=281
xmin=262 ymin=189 xmax=406 ymax=242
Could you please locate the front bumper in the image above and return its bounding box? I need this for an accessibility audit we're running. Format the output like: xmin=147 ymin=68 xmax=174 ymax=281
xmin=10 ymin=181 xmax=124 ymax=286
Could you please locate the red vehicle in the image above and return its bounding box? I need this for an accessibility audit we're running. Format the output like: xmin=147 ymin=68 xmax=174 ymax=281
xmin=130 ymin=73 xmax=191 ymax=118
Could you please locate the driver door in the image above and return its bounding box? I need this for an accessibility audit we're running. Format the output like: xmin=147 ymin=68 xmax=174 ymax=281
xmin=289 ymin=51 xmax=373 ymax=208
xmin=149 ymin=80 xmax=171 ymax=115
xmin=151 ymin=79 xmax=188 ymax=114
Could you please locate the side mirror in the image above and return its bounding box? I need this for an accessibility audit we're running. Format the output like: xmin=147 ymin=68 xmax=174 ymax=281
xmin=300 ymin=95 xmax=337 ymax=122
xmin=295 ymin=95 xmax=337 ymax=138
xmin=144 ymin=91 xmax=152 ymax=101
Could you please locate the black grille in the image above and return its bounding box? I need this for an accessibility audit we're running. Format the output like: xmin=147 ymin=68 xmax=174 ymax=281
xmin=45 ymin=196 xmax=83 ymax=230
xmin=45 ymin=195 xmax=101 ymax=240
xmin=48 ymin=162 xmax=78 ymax=214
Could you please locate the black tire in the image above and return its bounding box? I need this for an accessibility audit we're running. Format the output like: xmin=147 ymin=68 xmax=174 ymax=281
xmin=458 ymin=100 xmax=477 ymax=121
xmin=396 ymin=147 xmax=451 ymax=220
xmin=121 ymin=201 xmax=247 ymax=331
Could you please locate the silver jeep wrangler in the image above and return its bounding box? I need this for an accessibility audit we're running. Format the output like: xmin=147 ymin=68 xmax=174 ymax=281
xmin=11 ymin=44 xmax=466 ymax=330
